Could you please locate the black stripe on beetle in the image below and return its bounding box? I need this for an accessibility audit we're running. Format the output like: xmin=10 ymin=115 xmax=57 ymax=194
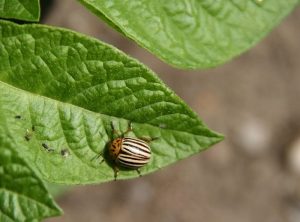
xmin=117 ymin=156 xmax=150 ymax=168
xmin=122 ymin=139 xmax=151 ymax=157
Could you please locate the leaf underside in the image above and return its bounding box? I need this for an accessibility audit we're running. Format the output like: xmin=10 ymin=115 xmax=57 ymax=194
xmin=0 ymin=0 xmax=40 ymax=22
xmin=78 ymin=0 xmax=300 ymax=69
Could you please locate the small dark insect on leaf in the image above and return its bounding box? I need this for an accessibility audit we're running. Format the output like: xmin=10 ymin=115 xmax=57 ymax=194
xmin=61 ymin=149 xmax=71 ymax=157
xmin=15 ymin=115 xmax=26 ymax=120
xmin=42 ymin=143 xmax=55 ymax=152
xmin=24 ymin=129 xmax=31 ymax=141
xmin=32 ymin=125 xmax=35 ymax=131
xmin=42 ymin=143 xmax=49 ymax=149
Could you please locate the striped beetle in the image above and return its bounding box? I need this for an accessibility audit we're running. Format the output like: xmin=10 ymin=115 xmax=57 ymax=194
xmin=97 ymin=122 xmax=159 ymax=180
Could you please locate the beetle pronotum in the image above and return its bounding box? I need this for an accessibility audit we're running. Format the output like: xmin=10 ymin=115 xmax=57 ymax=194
xmin=97 ymin=122 xmax=159 ymax=180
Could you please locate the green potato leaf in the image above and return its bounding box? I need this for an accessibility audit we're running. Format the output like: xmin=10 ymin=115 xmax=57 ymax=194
xmin=0 ymin=121 xmax=62 ymax=221
xmin=78 ymin=0 xmax=300 ymax=69
xmin=0 ymin=20 xmax=224 ymax=185
xmin=0 ymin=0 xmax=40 ymax=22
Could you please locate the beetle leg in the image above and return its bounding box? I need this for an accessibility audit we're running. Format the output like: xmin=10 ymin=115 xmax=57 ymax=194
xmin=136 ymin=168 xmax=142 ymax=177
xmin=140 ymin=136 xmax=160 ymax=142
xmin=90 ymin=150 xmax=105 ymax=163
xmin=95 ymin=150 xmax=104 ymax=159
xmin=111 ymin=122 xmax=120 ymax=137
xmin=99 ymin=158 xmax=105 ymax=164
xmin=122 ymin=122 xmax=132 ymax=137
xmin=114 ymin=165 xmax=119 ymax=181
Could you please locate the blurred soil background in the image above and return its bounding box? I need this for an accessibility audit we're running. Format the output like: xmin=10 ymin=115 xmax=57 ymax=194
xmin=43 ymin=1 xmax=300 ymax=221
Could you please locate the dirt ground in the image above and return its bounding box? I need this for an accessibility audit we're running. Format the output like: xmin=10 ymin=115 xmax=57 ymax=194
xmin=43 ymin=1 xmax=300 ymax=222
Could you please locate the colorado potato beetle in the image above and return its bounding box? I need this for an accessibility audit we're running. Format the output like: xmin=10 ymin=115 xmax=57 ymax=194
xmin=97 ymin=122 xmax=159 ymax=180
